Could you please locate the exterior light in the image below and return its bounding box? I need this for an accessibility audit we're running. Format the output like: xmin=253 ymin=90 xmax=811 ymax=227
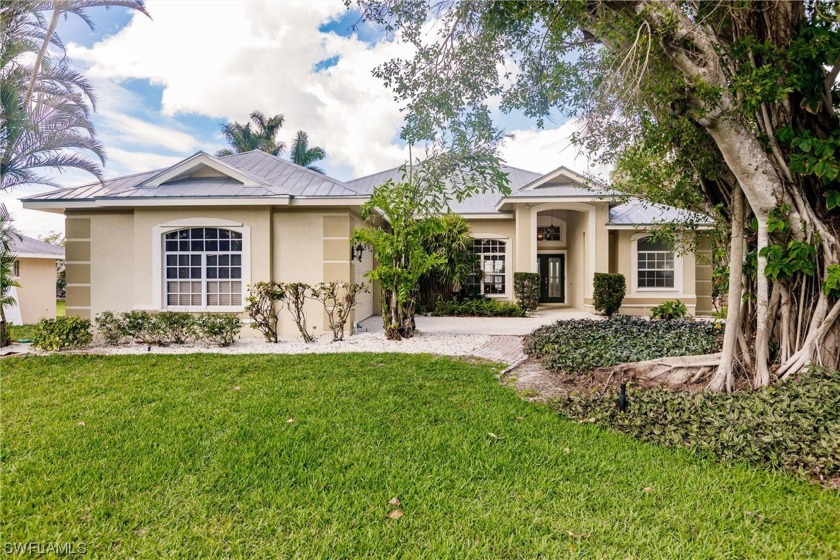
xmin=351 ymin=243 xmax=365 ymax=262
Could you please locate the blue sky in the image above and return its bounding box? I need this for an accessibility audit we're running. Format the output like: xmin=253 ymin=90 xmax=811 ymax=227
xmin=6 ymin=1 xmax=599 ymax=236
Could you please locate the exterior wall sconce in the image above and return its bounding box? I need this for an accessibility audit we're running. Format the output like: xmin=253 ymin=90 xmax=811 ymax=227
xmin=351 ymin=243 xmax=365 ymax=262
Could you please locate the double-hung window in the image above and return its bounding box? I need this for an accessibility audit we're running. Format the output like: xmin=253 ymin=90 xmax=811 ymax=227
xmin=164 ymin=227 xmax=243 ymax=307
xmin=637 ymin=237 xmax=675 ymax=289
xmin=470 ymin=239 xmax=507 ymax=295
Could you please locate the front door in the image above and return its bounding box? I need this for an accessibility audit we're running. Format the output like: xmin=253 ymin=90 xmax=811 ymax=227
xmin=538 ymin=254 xmax=565 ymax=303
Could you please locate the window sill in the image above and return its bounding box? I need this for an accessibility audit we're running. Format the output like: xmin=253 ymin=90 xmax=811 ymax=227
xmin=164 ymin=306 xmax=244 ymax=313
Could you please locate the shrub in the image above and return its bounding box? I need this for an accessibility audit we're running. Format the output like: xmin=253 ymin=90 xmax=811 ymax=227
xmin=432 ymin=298 xmax=526 ymax=317
xmin=120 ymin=310 xmax=161 ymax=344
xmin=513 ymin=272 xmax=540 ymax=312
xmin=245 ymin=281 xmax=284 ymax=342
xmin=281 ymin=282 xmax=314 ymax=342
xmin=593 ymin=273 xmax=625 ymax=316
xmin=95 ymin=311 xmax=125 ymax=345
xmin=651 ymin=300 xmax=688 ymax=320
xmin=156 ymin=312 xmax=196 ymax=344
xmin=551 ymin=367 xmax=840 ymax=482
xmin=32 ymin=316 xmax=92 ymax=351
xmin=194 ymin=314 xmax=242 ymax=347
xmin=310 ymin=281 xmax=369 ymax=341
xmin=524 ymin=316 xmax=719 ymax=374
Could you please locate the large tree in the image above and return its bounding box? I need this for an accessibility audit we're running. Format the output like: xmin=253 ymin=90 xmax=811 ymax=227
xmin=356 ymin=0 xmax=840 ymax=388
xmin=289 ymin=130 xmax=327 ymax=173
xmin=215 ymin=111 xmax=287 ymax=157
xmin=0 ymin=0 xmax=149 ymax=191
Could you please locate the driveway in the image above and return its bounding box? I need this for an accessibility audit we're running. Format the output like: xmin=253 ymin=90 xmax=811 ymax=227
xmin=359 ymin=307 xmax=597 ymax=336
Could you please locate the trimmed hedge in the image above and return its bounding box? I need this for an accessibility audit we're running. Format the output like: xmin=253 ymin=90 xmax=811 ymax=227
xmin=525 ymin=316 xmax=720 ymax=374
xmin=432 ymin=298 xmax=526 ymax=317
xmin=551 ymin=367 xmax=840 ymax=481
xmin=593 ymin=273 xmax=625 ymax=316
xmin=513 ymin=272 xmax=540 ymax=312
xmin=94 ymin=311 xmax=242 ymax=347
xmin=32 ymin=316 xmax=92 ymax=351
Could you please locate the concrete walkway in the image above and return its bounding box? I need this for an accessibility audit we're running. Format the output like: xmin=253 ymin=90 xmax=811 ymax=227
xmin=359 ymin=307 xmax=596 ymax=336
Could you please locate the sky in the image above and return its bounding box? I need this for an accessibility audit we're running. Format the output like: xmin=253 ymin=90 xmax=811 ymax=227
xmin=4 ymin=1 xmax=609 ymax=237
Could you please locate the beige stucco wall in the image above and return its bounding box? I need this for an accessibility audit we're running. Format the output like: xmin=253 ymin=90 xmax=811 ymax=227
xmin=614 ymin=229 xmax=698 ymax=316
xmin=13 ymin=257 xmax=57 ymax=323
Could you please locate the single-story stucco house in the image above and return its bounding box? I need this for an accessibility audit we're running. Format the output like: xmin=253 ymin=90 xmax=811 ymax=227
xmin=4 ymin=234 xmax=64 ymax=325
xmin=21 ymin=150 xmax=713 ymax=336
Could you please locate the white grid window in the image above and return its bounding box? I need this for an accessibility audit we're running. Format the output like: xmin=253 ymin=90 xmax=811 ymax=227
xmin=637 ymin=238 xmax=674 ymax=289
xmin=469 ymin=239 xmax=507 ymax=295
xmin=164 ymin=228 xmax=243 ymax=307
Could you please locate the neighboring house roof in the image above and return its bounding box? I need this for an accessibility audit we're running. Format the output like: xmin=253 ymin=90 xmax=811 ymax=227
xmin=23 ymin=150 xmax=363 ymax=206
xmin=10 ymin=234 xmax=64 ymax=259
xmin=346 ymin=165 xmax=544 ymax=215
xmin=608 ymin=200 xmax=713 ymax=227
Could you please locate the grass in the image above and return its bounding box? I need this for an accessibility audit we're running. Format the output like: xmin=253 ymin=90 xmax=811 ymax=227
xmin=56 ymin=299 xmax=65 ymax=316
xmin=2 ymin=354 xmax=838 ymax=558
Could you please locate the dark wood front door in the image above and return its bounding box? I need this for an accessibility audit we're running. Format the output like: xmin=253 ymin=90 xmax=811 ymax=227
xmin=538 ymin=254 xmax=565 ymax=303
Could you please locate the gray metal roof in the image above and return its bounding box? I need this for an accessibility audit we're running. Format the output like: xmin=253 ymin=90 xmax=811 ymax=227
xmin=609 ymin=199 xmax=712 ymax=226
xmin=23 ymin=150 xmax=362 ymax=203
xmin=346 ymin=165 xmax=543 ymax=214
xmin=10 ymin=234 xmax=64 ymax=257
xmin=505 ymin=182 xmax=619 ymax=199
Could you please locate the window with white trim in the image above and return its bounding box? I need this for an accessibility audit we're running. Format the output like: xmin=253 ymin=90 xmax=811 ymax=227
xmin=164 ymin=228 xmax=243 ymax=307
xmin=637 ymin=238 xmax=674 ymax=289
xmin=469 ymin=239 xmax=507 ymax=295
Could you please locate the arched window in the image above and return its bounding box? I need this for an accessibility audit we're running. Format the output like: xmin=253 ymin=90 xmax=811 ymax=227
xmin=164 ymin=227 xmax=243 ymax=307
xmin=637 ymin=237 xmax=674 ymax=289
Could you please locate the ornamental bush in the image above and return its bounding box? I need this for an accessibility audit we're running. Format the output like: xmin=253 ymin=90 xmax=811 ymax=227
xmin=194 ymin=313 xmax=242 ymax=347
xmin=651 ymin=300 xmax=688 ymax=320
xmin=432 ymin=298 xmax=526 ymax=317
xmin=32 ymin=316 xmax=92 ymax=351
xmin=513 ymin=272 xmax=540 ymax=312
xmin=94 ymin=311 xmax=124 ymax=345
xmin=245 ymin=281 xmax=284 ymax=342
xmin=593 ymin=273 xmax=625 ymax=316
xmin=551 ymin=367 xmax=840 ymax=482
xmin=524 ymin=316 xmax=719 ymax=374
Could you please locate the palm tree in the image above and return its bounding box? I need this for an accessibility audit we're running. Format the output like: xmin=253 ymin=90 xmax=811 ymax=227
xmin=0 ymin=0 xmax=149 ymax=191
xmin=216 ymin=111 xmax=286 ymax=157
xmin=289 ymin=130 xmax=326 ymax=173
xmin=419 ymin=214 xmax=479 ymax=309
xmin=0 ymin=204 xmax=21 ymax=346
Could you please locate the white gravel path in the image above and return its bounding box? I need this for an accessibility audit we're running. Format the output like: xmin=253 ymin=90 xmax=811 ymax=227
xmin=72 ymin=331 xmax=492 ymax=357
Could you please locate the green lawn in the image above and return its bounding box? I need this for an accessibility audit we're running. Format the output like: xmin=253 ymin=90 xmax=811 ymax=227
xmin=2 ymin=354 xmax=838 ymax=558
xmin=56 ymin=299 xmax=65 ymax=316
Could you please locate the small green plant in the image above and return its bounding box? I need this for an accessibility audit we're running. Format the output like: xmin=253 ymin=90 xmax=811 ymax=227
xmin=194 ymin=314 xmax=242 ymax=347
xmin=650 ymin=300 xmax=688 ymax=320
xmin=245 ymin=281 xmax=284 ymax=342
xmin=593 ymin=273 xmax=625 ymax=316
xmin=513 ymin=272 xmax=540 ymax=312
xmin=95 ymin=311 xmax=125 ymax=345
xmin=310 ymin=281 xmax=369 ymax=341
xmin=431 ymin=298 xmax=526 ymax=317
xmin=156 ymin=312 xmax=196 ymax=344
xmin=32 ymin=316 xmax=92 ymax=351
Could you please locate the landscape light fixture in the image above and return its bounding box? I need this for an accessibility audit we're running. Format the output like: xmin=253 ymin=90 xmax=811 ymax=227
xmin=351 ymin=243 xmax=365 ymax=262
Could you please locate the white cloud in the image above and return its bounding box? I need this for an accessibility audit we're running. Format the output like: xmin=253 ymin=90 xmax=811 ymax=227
xmin=500 ymin=119 xmax=613 ymax=180
xmin=68 ymin=0 xmax=412 ymax=176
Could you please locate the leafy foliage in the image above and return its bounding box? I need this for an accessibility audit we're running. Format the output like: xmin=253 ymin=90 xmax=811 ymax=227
xmin=431 ymin=298 xmax=525 ymax=317
xmin=32 ymin=316 xmax=92 ymax=351
xmin=650 ymin=300 xmax=688 ymax=320
xmin=551 ymin=367 xmax=840 ymax=482
xmin=289 ymin=130 xmax=326 ymax=173
xmin=592 ymin=273 xmax=626 ymax=317
xmin=215 ymin=111 xmax=286 ymax=157
xmin=245 ymin=281 xmax=284 ymax=343
xmin=513 ymin=272 xmax=540 ymax=312
xmin=193 ymin=314 xmax=242 ymax=347
xmin=418 ymin=213 xmax=479 ymax=311
xmin=525 ymin=317 xmax=720 ymax=374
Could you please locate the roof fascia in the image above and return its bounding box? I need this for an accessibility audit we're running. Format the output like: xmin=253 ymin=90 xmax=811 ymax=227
xmin=140 ymin=152 xmax=268 ymax=188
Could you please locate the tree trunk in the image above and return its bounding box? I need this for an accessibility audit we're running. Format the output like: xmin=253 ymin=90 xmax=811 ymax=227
xmin=708 ymin=186 xmax=745 ymax=392
xmin=754 ymin=219 xmax=772 ymax=386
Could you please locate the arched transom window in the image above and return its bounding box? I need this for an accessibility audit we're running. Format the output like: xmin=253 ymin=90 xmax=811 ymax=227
xmin=164 ymin=227 xmax=243 ymax=307
xmin=637 ymin=237 xmax=674 ymax=289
